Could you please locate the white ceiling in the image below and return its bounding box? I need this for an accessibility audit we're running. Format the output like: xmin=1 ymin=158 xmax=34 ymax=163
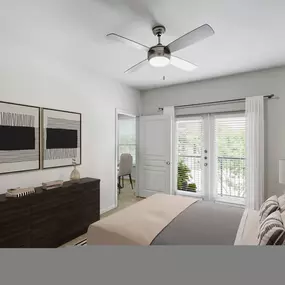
xmin=1 ymin=0 xmax=285 ymax=90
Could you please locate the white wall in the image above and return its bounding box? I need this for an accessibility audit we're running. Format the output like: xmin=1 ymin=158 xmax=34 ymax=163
xmin=141 ymin=66 xmax=285 ymax=198
xmin=0 ymin=50 xmax=140 ymax=213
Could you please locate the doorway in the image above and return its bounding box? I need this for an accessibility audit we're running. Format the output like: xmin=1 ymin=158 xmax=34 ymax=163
xmin=115 ymin=109 xmax=139 ymax=209
xmin=176 ymin=112 xmax=246 ymax=205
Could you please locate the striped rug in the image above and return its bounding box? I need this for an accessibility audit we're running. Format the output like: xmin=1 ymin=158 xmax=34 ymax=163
xmin=75 ymin=239 xmax=87 ymax=246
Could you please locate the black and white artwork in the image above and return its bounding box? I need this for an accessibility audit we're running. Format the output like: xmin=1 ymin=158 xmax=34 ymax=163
xmin=0 ymin=102 xmax=40 ymax=174
xmin=42 ymin=108 xmax=81 ymax=169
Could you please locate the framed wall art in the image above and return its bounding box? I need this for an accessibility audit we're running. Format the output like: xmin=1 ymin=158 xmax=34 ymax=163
xmin=0 ymin=101 xmax=40 ymax=174
xmin=42 ymin=108 xmax=81 ymax=169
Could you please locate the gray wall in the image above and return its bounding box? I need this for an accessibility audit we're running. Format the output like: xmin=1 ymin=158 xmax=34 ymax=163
xmin=141 ymin=66 xmax=285 ymax=198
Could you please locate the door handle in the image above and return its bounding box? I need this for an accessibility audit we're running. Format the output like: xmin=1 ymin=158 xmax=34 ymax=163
xmin=166 ymin=161 xmax=170 ymax=165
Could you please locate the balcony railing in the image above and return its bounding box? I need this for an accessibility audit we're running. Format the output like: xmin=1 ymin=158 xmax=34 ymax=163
xmin=178 ymin=155 xmax=245 ymax=198
xmin=217 ymin=156 xmax=245 ymax=198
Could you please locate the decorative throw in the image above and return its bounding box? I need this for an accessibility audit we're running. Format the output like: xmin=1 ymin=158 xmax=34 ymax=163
xmin=281 ymin=211 xmax=285 ymax=225
xmin=278 ymin=194 xmax=285 ymax=213
xmin=259 ymin=195 xmax=279 ymax=223
xmin=258 ymin=210 xmax=285 ymax=245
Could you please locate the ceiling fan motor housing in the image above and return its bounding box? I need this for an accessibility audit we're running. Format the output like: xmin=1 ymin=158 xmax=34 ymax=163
xmin=148 ymin=45 xmax=171 ymax=62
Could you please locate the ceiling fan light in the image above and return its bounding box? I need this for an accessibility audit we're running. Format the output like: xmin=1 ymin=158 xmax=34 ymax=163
xmin=149 ymin=55 xmax=170 ymax=67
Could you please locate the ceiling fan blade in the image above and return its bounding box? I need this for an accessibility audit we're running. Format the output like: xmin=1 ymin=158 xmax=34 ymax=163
xmin=167 ymin=24 xmax=214 ymax=53
xmin=124 ymin=59 xmax=148 ymax=74
xmin=170 ymin=56 xmax=197 ymax=72
xmin=107 ymin=33 xmax=149 ymax=51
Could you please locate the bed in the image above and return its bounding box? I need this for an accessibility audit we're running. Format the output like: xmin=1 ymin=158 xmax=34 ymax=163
xmin=87 ymin=193 xmax=258 ymax=245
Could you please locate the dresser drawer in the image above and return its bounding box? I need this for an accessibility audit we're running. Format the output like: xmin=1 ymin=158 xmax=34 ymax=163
xmin=0 ymin=231 xmax=30 ymax=248
xmin=0 ymin=207 xmax=30 ymax=224
xmin=0 ymin=219 xmax=30 ymax=239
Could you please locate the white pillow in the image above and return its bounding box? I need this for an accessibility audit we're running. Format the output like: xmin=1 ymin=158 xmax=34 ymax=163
xmin=281 ymin=210 xmax=285 ymax=225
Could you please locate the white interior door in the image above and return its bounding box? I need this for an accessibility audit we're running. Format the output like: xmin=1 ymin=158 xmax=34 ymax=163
xmin=138 ymin=115 xmax=172 ymax=197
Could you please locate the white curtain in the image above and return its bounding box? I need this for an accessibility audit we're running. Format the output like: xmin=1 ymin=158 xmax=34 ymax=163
xmin=245 ymin=96 xmax=264 ymax=210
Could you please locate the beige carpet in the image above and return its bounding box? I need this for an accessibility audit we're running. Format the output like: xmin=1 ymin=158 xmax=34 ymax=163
xmin=61 ymin=180 xmax=143 ymax=247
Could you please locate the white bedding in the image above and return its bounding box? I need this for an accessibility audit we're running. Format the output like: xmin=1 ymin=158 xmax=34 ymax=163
xmin=234 ymin=208 xmax=259 ymax=245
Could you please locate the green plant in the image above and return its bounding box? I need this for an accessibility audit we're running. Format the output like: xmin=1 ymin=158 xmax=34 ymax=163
xmin=177 ymin=160 xmax=197 ymax=192
xmin=177 ymin=160 xmax=191 ymax=190
xmin=187 ymin=183 xmax=197 ymax=192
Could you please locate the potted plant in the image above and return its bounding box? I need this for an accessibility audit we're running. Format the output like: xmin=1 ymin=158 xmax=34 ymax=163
xmin=177 ymin=160 xmax=197 ymax=192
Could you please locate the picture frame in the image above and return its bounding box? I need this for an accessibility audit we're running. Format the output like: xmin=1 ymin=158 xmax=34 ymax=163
xmin=0 ymin=101 xmax=40 ymax=175
xmin=41 ymin=108 xmax=82 ymax=169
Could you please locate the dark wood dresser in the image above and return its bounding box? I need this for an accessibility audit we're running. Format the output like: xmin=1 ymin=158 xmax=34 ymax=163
xmin=0 ymin=177 xmax=100 ymax=248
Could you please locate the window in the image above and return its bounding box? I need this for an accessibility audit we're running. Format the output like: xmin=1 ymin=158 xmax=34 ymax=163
xmin=118 ymin=117 xmax=136 ymax=164
xmin=177 ymin=117 xmax=204 ymax=194
xmin=214 ymin=115 xmax=246 ymax=203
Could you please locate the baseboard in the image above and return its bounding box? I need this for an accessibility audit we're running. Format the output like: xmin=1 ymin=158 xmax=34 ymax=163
xmin=100 ymin=204 xmax=116 ymax=215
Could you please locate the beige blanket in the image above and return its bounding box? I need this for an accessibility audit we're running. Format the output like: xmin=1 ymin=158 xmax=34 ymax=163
xmin=87 ymin=193 xmax=198 ymax=245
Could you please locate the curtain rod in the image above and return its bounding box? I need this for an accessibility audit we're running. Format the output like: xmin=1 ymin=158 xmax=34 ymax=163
xmin=158 ymin=94 xmax=275 ymax=111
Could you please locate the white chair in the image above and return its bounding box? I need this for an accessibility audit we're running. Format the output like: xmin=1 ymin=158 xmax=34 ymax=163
xmin=118 ymin=153 xmax=133 ymax=193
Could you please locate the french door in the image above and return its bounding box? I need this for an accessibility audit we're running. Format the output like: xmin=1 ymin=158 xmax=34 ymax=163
xmin=176 ymin=112 xmax=246 ymax=205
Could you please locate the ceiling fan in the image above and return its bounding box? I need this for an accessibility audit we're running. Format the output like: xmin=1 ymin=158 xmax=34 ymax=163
xmin=106 ymin=24 xmax=214 ymax=74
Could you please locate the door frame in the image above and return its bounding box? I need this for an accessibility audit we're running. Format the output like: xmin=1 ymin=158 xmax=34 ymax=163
xmin=115 ymin=109 xmax=138 ymax=208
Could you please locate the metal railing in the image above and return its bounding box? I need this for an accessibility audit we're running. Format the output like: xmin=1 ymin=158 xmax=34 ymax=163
xmin=217 ymin=156 xmax=245 ymax=198
xmin=178 ymin=155 xmax=245 ymax=198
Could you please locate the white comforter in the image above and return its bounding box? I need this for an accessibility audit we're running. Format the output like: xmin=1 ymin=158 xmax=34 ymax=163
xmin=234 ymin=209 xmax=259 ymax=245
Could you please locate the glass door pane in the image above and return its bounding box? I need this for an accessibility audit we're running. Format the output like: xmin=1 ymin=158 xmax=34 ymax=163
xmin=176 ymin=117 xmax=204 ymax=194
xmin=213 ymin=114 xmax=246 ymax=204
